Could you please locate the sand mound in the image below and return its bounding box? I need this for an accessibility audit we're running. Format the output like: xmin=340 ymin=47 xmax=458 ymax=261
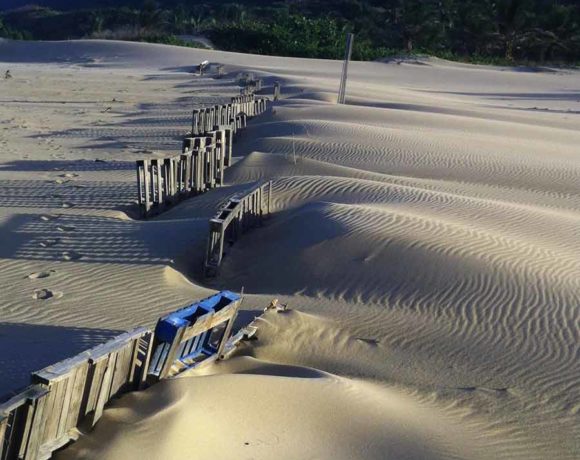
xmin=57 ymin=357 xmax=480 ymax=460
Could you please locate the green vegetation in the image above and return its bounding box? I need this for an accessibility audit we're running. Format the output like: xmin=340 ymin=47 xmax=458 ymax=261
xmin=1 ymin=1 xmax=578 ymax=65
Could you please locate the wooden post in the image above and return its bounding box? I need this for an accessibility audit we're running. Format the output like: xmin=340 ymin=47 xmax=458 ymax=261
xmin=268 ymin=180 xmax=272 ymax=216
xmin=184 ymin=153 xmax=192 ymax=194
xmin=152 ymin=159 xmax=164 ymax=208
xmin=224 ymin=128 xmax=233 ymax=166
xmin=191 ymin=109 xmax=199 ymax=136
xmin=338 ymin=33 xmax=354 ymax=104
xmin=204 ymin=108 xmax=211 ymax=134
xmin=190 ymin=149 xmax=198 ymax=192
xmin=161 ymin=158 xmax=169 ymax=203
xmin=211 ymin=130 xmax=226 ymax=185
xmin=136 ymin=160 xmax=145 ymax=214
xmin=142 ymin=160 xmax=151 ymax=217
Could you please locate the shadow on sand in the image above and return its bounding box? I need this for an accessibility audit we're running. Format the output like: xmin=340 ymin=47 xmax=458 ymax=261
xmin=0 ymin=323 xmax=123 ymax=400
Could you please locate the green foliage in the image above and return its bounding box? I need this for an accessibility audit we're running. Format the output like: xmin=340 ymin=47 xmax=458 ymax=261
xmin=0 ymin=0 xmax=578 ymax=65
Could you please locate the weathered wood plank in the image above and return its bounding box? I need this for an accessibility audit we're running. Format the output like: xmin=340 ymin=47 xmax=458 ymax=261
xmin=23 ymin=389 xmax=49 ymax=460
xmin=90 ymin=352 xmax=117 ymax=426
xmin=158 ymin=327 xmax=186 ymax=380
xmin=0 ymin=415 xmax=8 ymax=460
xmin=65 ymin=361 xmax=89 ymax=432
xmin=55 ymin=373 xmax=75 ymax=440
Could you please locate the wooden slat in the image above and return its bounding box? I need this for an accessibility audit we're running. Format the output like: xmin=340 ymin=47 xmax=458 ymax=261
xmin=138 ymin=333 xmax=154 ymax=389
xmin=40 ymin=380 xmax=61 ymax=445
xmin=127 ymin=338 xmax=140 ymax=386
xmin=84 ymin=358 xmax=106 ymax=415
xmin=65 ymin=361 xmax=89 ymax=432
xmin=90 ymin=352 xmax=117 ymax=426
xmin=158 ymin=327 xmax=186 ymax=380
xmin=23 ymin=390 xmax=49 ymax=460
xmin=180 ymin=312 xmax=214 ymax=343
xmin=216 ymin=302 xmax=241 ymax=359
xmin=0 ymin=415 xmax=8 ymax=460
xmin=55 ymin=373 xmax=74 ymax=440
xmin=111 ymin=342 xmax=132 ymax=397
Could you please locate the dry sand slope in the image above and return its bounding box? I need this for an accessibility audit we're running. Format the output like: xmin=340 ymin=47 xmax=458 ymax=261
xmin=0 ymin=40 xmax=579 ymax=459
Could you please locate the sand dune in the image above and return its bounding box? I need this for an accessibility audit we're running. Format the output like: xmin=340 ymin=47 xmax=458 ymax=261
xmin=56 ymin=356 xmax=484 ymax=460
xmin=0 ymin=39 xmax=579 ymax=459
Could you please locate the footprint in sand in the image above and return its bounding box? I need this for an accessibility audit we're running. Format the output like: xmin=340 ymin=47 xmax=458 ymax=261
xmin=61 ymin=251 xmax=83 ymax=261
xmin=38 ymin=238 xmax=60 ymax=248
xmin=56 ymin=225 xmax=75 ymax=233
xmin=355 ymin=337 xmax=380 ymax=346
xmin=32 ymin=289 xmax=63 ymax=300
xmin=40 ymin=214 xmax=60 ymax=222
xmin=27 ymin=270 xmax=56 ymax=280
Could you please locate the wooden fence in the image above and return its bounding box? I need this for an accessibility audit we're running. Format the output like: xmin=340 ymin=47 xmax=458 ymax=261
xmin=0 ymin=290 xmax=258 ymax=460
xmin=137 ymin=94 xmax=269 ymax=218
xmin=0 ymin=328 xmax=152 ymax=460
xmin=204 ymin=181 xmax=272 ymax=277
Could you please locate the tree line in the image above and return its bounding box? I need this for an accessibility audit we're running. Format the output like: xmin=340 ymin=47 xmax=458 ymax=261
xmin=1 ymin=0 xmax=578 ymax=64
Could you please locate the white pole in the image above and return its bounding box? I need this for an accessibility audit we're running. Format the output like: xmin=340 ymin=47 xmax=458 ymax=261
xmin=338 ymin=33 xmax=354 ymax=104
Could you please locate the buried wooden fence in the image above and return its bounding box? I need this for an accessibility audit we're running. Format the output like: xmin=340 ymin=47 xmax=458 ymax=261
xmin=204 ymin=181 xmax=273 ymax=277
xmin=137 ymin=94 xmax=269 ymax=218
xmin=0 ymin=328 xmax=152 ymax=460
xmin=0 ymin=291 xmax=257 ymax=460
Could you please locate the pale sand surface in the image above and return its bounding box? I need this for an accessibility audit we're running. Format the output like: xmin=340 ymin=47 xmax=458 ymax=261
xmin=0 ymin=40 xmax=579 ymax=459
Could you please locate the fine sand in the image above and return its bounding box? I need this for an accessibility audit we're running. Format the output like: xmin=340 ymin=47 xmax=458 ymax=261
xmin=0 ymin=39 xmax=578 ymax=459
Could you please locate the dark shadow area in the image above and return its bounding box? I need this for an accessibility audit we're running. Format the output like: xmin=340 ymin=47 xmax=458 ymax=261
xmin=231 ymin=309 xmax=263 ymax=333
xmin=0 ymin=160 xmax=134 ymax=172
xmin=0 ymin=322 xmax=122 ymax=400
xmin=0 ymin=213 xmax=180 ymax=265
xmin=0 ymin=179 xmax=135 ymax=212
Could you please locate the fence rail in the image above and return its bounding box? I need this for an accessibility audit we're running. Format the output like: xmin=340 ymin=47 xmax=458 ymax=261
xmin=205 ymin=181 xmax=272 ymax=277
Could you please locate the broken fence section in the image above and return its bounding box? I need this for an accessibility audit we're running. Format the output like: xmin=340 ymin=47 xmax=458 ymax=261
xmin=147 ymin=290 xmax=242 ymax=381
xmin=204 ymin=180 xmax=273 ymax=277
xmin=0 ymin=290 xmax=261 ymax=460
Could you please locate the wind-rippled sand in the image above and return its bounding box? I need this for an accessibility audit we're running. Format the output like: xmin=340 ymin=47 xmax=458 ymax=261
xmin=0 ymin=40 xmax=578 ymax=459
